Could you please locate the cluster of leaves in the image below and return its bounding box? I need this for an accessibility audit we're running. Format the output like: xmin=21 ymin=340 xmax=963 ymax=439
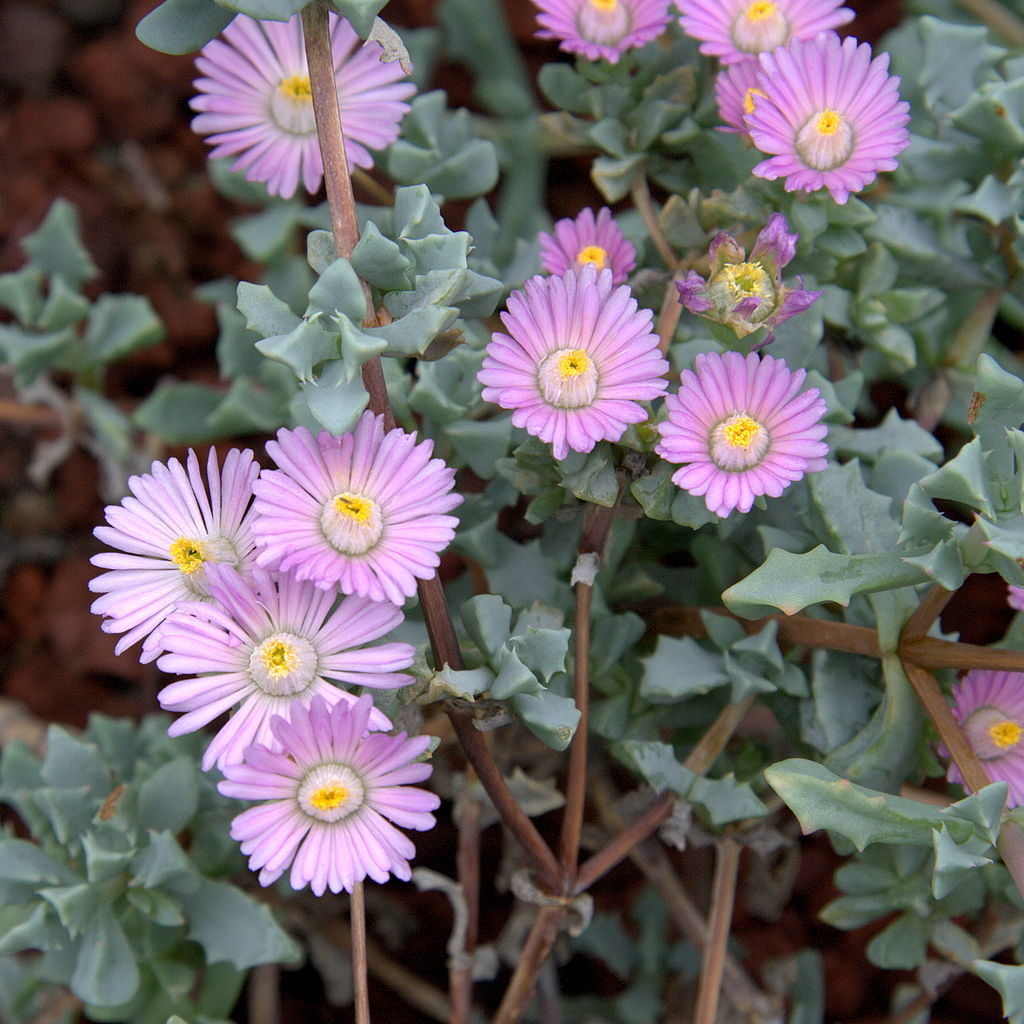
xmin=0 ymin=718 xmax=298 ymax=1024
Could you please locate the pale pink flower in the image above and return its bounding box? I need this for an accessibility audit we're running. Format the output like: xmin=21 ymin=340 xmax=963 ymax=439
xmin=532 ymin=0 xmax=673 ymax=63
xmin=539 ymin=207 xmax=636 ymax=285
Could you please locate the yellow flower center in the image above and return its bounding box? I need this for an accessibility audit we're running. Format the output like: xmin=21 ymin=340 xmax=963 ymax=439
xmin=321 ymin=491 xmax=384 ymax=556
xmin=743 ymin=86 xmax=767 ymax=116
xmin=576 ymin=245 xmax=609 ymax=270
xmin=169 ymin=537 xmax=205 ymax=574
xmin=559 ymin=349 xmax=592 ymax=377
xmin=260 ymin=639 xmax=299 ymax=680
xmin=538 ymin=347 xmax=600 ymax=409
xmin=249 ymin=632 xmax=318 ymax=696
xmin=721 ymin=415 xmax=761 ymax=450
xmin=815 ymin=109 xmax=842 ymax=136
xmin=299 ymin=764 xmax=366 ymax=823
xmin=710 ymin=413 xmax=770 ymax=471
xmin=279 ymin=74 xmax=312 ymax=100
xmin=745 ymin=0 xmax=777 ymax=20
xmin=990 ymin=720 xmax=1022 ymax=749
xmin=590 ymin=0 xmax=618 ymax=10
xmin=334 ymin=493 xmax=375 ymax=523
xmin=796 ymin=108 xmax=854 ymax=170
xmin=723 ymin=261 xmax=770 ymax=299
xmin=309 ymin=783 xmax=350 ymax=812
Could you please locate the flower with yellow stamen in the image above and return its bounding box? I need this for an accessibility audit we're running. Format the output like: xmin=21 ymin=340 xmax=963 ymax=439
xmin=530 ymin=0 xmax=672 ymax=64
xmin=540 ymin=207 xmax=636 ymax=285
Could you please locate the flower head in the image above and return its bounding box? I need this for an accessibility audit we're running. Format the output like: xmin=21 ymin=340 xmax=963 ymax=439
xmin=251 ymin=413 xmax=461 ymax=605
xmin=479 ymin=265 xmax=669 ymax=461
xmin=532 ymin=0 xmax=673 ymax=63
xmin=677 ymin=214 xmax=821 ymax=339
xmin=156 ymin=564 xmax=410 ymax=771
xmin=539 ymin=208 xmax=637 ymax=285
xmin=746 ymin=33 xmax=911 ymax=204
xmin=219 ymin=694 xmax=439 ymax=895
xmin=946 ymin=670 xmax=1024 ymax=807
xmin=714 ymin=58 xmax=767 ymax=136
xmin=677 ymin=0 xmax=853 ymax=64
xmin=89 ymin=448 xmax=258 ymax=662
xmin=656 ymin=350 xmax=828 ymax=517
xmin=190 ymin=13 xmax=415 ymax=199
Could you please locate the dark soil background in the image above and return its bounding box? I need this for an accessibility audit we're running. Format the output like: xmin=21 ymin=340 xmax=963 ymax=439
xmin=0 ymin=0 xmax=1016 ymax=1021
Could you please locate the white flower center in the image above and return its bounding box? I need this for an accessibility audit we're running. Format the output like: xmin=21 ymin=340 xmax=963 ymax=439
xmin=320 ymin=491 xmax=384 ymax=556
xmin=248 ymin=632 xmax=318 ymax=696
xmin=538 ymin=348 xmax=599 ymax=409
xmin=965 ymin=705 xmax=1024 ymax=760
xmin=298 ymin=763 xmax=366 ymax=823
xmin=709 ymin=413 xmax=770 ymax=471
xmin=576 ymin=0 xmax=632 ymax=46
xmin=576 ymin=244 xmax=609 ymax=270
xmin=168 ymin=534 xmax=240 ymax=598
xmin=795 ymin=108 xmax=854 ymax=170
xmin=731 ymin=1 xmax=789 ymax=53
xmin=268 ymin=73 xmax=317 ymax=137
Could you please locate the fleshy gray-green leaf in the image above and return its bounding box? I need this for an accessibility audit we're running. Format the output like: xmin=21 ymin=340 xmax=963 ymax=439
xmin=135 ymin=0 xmax=234 ymax=54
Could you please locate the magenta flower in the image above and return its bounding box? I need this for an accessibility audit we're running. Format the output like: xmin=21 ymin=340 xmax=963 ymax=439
xmin=479 ymin=266 xmax=669 ymax=461
xmin=656 ymin=350 xmax=828 ymax=517
xmin=190 ymin=13 xmax=415 ymax=199
xmin=539 ymin=208 xmax=637 ymax=286
xmin=89 ymin=448 xmax=258 ymax=662
xmin=156 ymin=564 xmax=410 ymax=771
xmin=251 ymin=414 xmax=461 ymax=605
xmin=714 ymin=58 xmax=766 ymax=136
xmin=946 ymin=670 xmax=1024 ymax=808
xmin=1009 ymin=585 xmax=1024 ymax=612
xmin=747 ymin=33 xmax=911 ymax=204
xmin=219 ymin=694 xmax=440 ymax=895
xmin=677 ymin=0 xmax=853 ymax=64
xmin=532 ymin=0 xmax=673 ymax=63
xmin=677 ymin=214 xmax=821 ymax=339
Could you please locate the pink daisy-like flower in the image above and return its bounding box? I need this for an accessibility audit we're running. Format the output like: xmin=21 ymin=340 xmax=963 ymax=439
xmin=1009 ymin=585 xmax=1024 ymax=611
xmin=190 ymin=13 xmax=415 ymax=199
xmin=251 ymin=413 xmax=461 ymax=605
xmin=539 ymin=207 xmax=637 ymax=286
xmin=677 ymin=0 xmax=853 ymax=64
xmin=946 ymin=670 xmax=1024 ymax=808
xmin=714 ymin=58 xmax=766 ymax=135
xmin=89 ymin=448 xmax=258 ymax=662
xmin=220 ymin=694 xmax=439 ymax=895
xmin=532 ymin=0 xmax=673 ymax=63
xmin=746 ymin=33 xmax=911 ymax=204
xmin=156 ymin=564 xmax=410 ymax=771
xmin=656 ymin=350 xmax=828 ymax=517
xmin=478 ymin=265 xmax=669 ymax=461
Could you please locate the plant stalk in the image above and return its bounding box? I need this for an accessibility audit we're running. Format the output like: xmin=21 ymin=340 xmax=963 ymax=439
xmin=450 ymin=792 xmax=482 ymax=1024
xmin=693 ymin=838 xmax=742 ymax=1024
xmin=352 ymin=881 xmax=371 ymax=1024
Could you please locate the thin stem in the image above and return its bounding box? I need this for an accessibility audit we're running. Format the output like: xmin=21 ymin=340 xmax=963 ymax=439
xmin=352 ymin=166 xmax=396 ymax=205
xmin=492 ymin=906 xmax=566 ymax=1024
xmin=450 ymin=793 xmax=482 ymax=1024
xmin=351 ymin=881 xmax=371 ymax=1024
xmin=901 ymin=583 xmax=954 ymax=643
xmin=901 ymin=637 xmax=1024 ymax=673
xmin=954 ymin=0 xmax=1024 ymax=43
xmin=301 ymin=3 xmax=363 ymax=262
xmin=656 ymin=276 xmax=684 ymax=354
xmin=693 ymin=838 xmax=742 ymax=1024
xmin=631 ymin=172 xmax=677 ymax=270
xmin=559 ymin=581 xmax=592 ymax=879
xmin=901 ymin=662 xmax=1024 ymax=900
xmin=574 ymin=695 xmax=755 ymax=893
xmin=0 ymin=398 xmax=63 ymax=429
xmin=447 ymin=705 xmax=564 ymax=894
xmin=247 ymin=965 xmax=280 ymax=1024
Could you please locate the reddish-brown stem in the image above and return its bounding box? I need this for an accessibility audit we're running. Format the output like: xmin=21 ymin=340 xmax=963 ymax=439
xmin=559 ymin=580 xmax=592 ymax=880
xmin=447 ymin=705 xmax=563 ymax=894
xmin=693 ymin=838 xmax=742 ymax=1024
xmin=902 ymin=637 xmax=1024 ymax=673
xmin=492 ymin=905 xmax=566 ymax=1024
xmin=449 ymin=793 xmax=481 ymax=1024
xmin=351 ymin=881 xmax=371 ymax=1024
xmin=900 ymin=583 xmax=954 ymax=643
xmin=574 ymin=695 xmax=755 ymax=894
xmin=0 ymin=398 xmax=63 ymax=430
xmin=247 ymin=965 xmax=280 ymax=1024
